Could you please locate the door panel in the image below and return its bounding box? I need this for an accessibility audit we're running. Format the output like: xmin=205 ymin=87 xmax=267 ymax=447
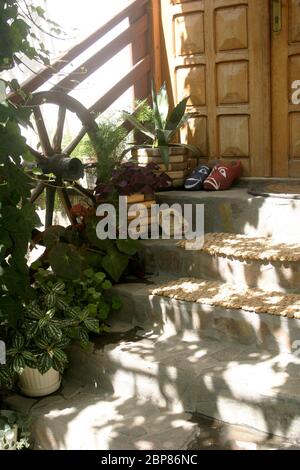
xmin=160 ymin=0 xmax=271 ymax=176
xmin=272 ymin=0 xmax=300 ymax=177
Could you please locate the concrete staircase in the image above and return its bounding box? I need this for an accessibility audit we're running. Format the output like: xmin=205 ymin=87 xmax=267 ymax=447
xmin=7 ymin=188 xmax=300 ymax=449
xmin=155 ymin=187 xmax=300 ymax=242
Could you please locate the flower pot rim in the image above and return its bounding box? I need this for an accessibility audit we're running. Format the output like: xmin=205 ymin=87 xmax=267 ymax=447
xmin=131 ymin=146 xmax=188 ymax=156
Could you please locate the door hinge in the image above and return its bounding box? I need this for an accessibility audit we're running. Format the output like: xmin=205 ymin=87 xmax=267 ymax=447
xmin=272 ymin=0 xmax=282 ymax=32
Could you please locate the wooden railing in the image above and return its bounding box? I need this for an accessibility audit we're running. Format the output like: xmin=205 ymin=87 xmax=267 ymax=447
xmin=10 ymin=0 xmax=155 ymax=118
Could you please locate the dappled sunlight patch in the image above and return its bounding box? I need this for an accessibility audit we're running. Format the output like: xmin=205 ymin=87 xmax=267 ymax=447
xmin=178 ymin=232 xmax=300 ymax=262
xmin=152 ymin=278 xmax=300 ymax=318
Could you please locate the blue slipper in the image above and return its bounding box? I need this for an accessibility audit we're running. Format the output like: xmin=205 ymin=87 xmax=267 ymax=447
xmin=184 ymin=165 xmax=212 ymax=190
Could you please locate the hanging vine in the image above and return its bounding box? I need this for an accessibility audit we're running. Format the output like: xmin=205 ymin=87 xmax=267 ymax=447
xmin=0 ymin=0 xmax=55 ymax=328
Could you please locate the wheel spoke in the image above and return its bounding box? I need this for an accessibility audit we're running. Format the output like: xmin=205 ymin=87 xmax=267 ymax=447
xmin=73 ymin=181 xmax=95 ymax=203
xmin=57 ymin=187 xmax=76 ymax=225
xmin=63 ymin=125 xmax=88 ymax=155
xmin=30 ymin=181 xmax=45 ymax=204
xmin=45 ymin=185 xmax=56 ymax=227
xmin=32 ymin=106 xmax=53 ymax=156
xmin=52 ymin=106 xmax=66 ymax=153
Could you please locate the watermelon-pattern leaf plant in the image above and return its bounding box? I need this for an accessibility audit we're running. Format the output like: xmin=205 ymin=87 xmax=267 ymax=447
xmin=4 ymin=270 xmax=103 ymax=379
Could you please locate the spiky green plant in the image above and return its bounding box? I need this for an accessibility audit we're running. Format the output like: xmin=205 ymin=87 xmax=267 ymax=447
xmin=123 ymin=81 xmax=200 ymax=168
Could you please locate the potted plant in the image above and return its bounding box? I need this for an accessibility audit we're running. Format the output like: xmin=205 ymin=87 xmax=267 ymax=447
xmin=0 ymin=410 xmax=30 ymax=450
xmin=122 ymin=82 xmax=200 ymax=187
xmin=4 ymin=271 xmax=102 ymax=397
xmin=94 ymin=162 xmax=171 ymax=234
xmin=94 ymin=161 xmax=171 ymax=200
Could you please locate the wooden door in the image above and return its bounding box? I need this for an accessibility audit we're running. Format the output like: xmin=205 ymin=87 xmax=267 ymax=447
xmin=272 ymin=0 xmax=300 ymax=177
xmin=159 ymin=0 xmax=271 ymax=176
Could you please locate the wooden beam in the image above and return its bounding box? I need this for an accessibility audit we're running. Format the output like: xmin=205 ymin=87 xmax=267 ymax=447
xmin=8 ymin=0 xmax=148 ymax=102
xmin=89 ymin=56 xmax=151 ymax=115
xmin=53 ymin=14 xmax=148 ymax=93
xmin=150 ymin=0 xmax=162 ymax=90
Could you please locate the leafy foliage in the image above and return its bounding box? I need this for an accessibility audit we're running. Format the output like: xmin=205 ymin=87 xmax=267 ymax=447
xmin=0 ymin=260 xmax=123 ymax=388
xmin=94 ymin=161 xmax=171 ymax=199
xmin=33 ymin=213 xmax=142 ymax=283
xmin=123 ymin=82 xmax=200 ymax=168
xmin=0 ymin=0 xmax=51 ymax=72
xmin=0 ymin=410 xmax=30 ymax=450
xmin=0 ymin=1 xmax=55 ymax=328
xmin=3 ymin=269 xmax=107 ymax=380
xmin=66 ymin=114 xmax=128 ymax=184
xmin=62 ymin=268 xmax=122 ymax=325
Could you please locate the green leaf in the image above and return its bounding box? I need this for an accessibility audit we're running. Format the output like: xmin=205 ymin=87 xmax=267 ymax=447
xmin=22 ymin=351 xmax=37 ymax=366
xmin=156 ymin=128 xmax=172 ymax=146
xmin=156 ymin=82 xmax=169 ymax=128
xmin=97 ymin=301 xmax=110 ymax=320
xmin=78 ymin=328 xmax=89 ymax=344
xmin=116 ymin=238 xmax=140 ymax=256
xmin=165 ymin=97 xmax=189 ymax=131
xmin=47 ymin=324 xmax=62 ymax=341
xmin=52 ymin=281 xmax=65 ymax=294
xmin=37 ymin=353 xmax=52 ymax=374
xmin=101 ymin=248 xmax=129 ymax=282
xmin=157 ymin=146 xmax=170 ymax=169
xmin=87 ymin=303 xmax=97 ymax=316
xmin=151 ymin=80 xmax=163 ymax=130
xmin=122 ymin=112 xmax=155 ymax=141
xmin=26 ymin=322 xmax=39 ymax=338
xmin=56 ymin=337 xmax=71 ymax=349
xmin=26 ymin=303 xmax=43 ymax=319
xmin=45 ymin=294 xmax=56 ymax=308
xmin=13 ymin=355 xmax=26 ymax=373
xmin=52 ymin=348 xmax=68 ymax=364
xmin=84 ymin=317 xmax=100 ymax=333
xmin=112 ymin=295 xmax=122 ymax=310
xmin=48 ymin=243 xmax=83 ymax=280
xmin=102 ymin=280 xmax=112 ymax=290
xmin=83 ymin=268 xmax=94 ymax=278
xmin=12 ymin=332 xmax=25 ymax=351
xmin=94 ymin=272 xmax=106 ymax=283
xmin=42 ymin=226 xmax=66 ymax=249
xmin=34 ymin=338 xmax=49 ymax=350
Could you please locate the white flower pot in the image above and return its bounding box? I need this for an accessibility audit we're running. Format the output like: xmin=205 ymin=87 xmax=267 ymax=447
xmin=0 ymin=410 xmax=18 ymax=450
xmin=19 ymin=367 xmax=61 ymax=397
xmin=0 ymin=424 xmax=18 ymax=450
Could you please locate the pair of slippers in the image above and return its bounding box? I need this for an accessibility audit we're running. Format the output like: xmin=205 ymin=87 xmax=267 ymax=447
xmin=184 ymin=161 xmax=242 ymax=191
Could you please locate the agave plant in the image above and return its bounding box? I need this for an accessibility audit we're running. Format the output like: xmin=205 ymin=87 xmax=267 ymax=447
xmin=123 ymin=81 xmax=200 ymax=168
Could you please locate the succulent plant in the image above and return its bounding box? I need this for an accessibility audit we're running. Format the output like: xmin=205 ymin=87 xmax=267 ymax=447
xmin=122 ymin=81 xmax=200 ymax=168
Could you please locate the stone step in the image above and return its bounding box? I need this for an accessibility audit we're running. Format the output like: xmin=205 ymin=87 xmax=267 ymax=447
xmin=141 ymin=239 xmax=300 ymax=293
xmin=7 ymin=322 xmax=300 ymax=446
xmin=111 ymin=278 xmax=300 ymax=354
xmin=11 ymin=324 xmax=300 ymax=444
xmin=78 ymin=328 xmax=300 ymax=442
xmin=5 ymin=388 xmax=197 ymax=450
xmin=155 ymin=188 xmax=300 ymax=242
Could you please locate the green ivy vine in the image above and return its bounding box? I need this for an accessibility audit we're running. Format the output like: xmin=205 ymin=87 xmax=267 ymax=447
xmin=0 ymin=1 xmax=55 ymax=327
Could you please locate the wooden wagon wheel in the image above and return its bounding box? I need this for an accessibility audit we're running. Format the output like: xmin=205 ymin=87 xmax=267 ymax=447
xmin=24 ymin=91 xmax=99 ymax=227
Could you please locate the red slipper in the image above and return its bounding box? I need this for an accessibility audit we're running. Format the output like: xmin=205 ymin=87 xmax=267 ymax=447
xmin=203 ymin=161 xmax=242 ymax=191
